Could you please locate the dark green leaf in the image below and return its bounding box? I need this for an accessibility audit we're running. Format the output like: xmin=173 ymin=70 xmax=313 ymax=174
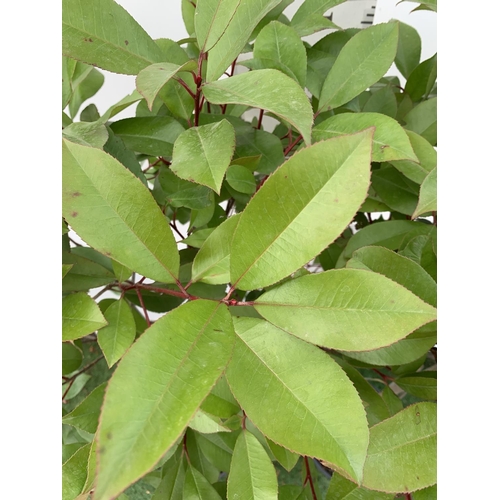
xmin=62 ymin=443 xmax=92 ymax=500
xmin=326 ymin=472 xmax=394 ymax=499
xmin=183 ymin=463 xmax=223 ymax=499
xmin=403 ymin=98 xmax=437 ymax=146
xmin=62 ymin=342 xmax=83 ymax=375
xmin=396 ymin=372 xmax=437 ymax=400
xmin=395 ymin=21 xmax=421 ymax=79
xmin=235 ymin=128 xmax=284 ymax=174
xmin=62 ymin=383 xmax=106 ymax=434
xmin=405 ymin=54 xmax=437 ymax=102
xmin=62 ymin=253 xmax=115 ymax=292
xmin=362 ymin=87 xmax=398 ymax=118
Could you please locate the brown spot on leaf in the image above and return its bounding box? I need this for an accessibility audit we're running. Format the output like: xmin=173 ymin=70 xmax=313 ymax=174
xmin=83 ymin=37 xmax=93 ymax=42
xmin=105 ymin=251 xmax=112 ymax=257
xmin=334 ymin=198 xmax=339 ymax=203
xmin=107 ymin=432 xmax=112 ymax=439
xmin=390 ymin=299 xmax=395 ymax=304
xmin=71 ymin=211 xmax=78 ymax=217
xmin=124 ymin=40 xmax=129 ymax=45
xmin=72 ymin=191 xmax=82 ymax=197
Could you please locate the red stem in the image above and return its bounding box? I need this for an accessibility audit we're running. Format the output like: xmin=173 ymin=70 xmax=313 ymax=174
xmin=256 ymin=109 xmax=264 ymax=129
xmin=135 ymin=287 xmax=151 ymax=327
xmin=283 ymin=134 xmax=303 ymax=156
xmin=175 ymin=77 xmax=196 ymax=99
xmin=303 ymin=457 xmax=318 ymax=500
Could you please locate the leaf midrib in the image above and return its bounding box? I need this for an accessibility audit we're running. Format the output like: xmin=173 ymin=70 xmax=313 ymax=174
xmin=368 ymin=430 xmax=436 ymax=457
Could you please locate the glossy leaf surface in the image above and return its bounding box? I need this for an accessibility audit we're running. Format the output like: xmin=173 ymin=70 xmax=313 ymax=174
xmin=227 ymin=430 xmax=278 ymax=500
xmin=362 ymin=403 xmax=437 ymax=493
xmin=226 ymin=317 xmax=369 ymax=483
xmin=171 ymin=120 xmax=236 ymax=193
xmin=230 ymin=130 xmax=373 ymax=290
xmin=62 ymin=292 xmax=107 ymax=341
xmin=319 ymin=22 xmax=399 ymax=111
xmin=203 ymin=69 xmax=313 ymax=145
xmin=255 ymin=268 xmax=436 ymax=351
xmin=62 ymin=0 xmax=165 ymax=74
xmin=62 ymin=140 xmax=180 ymax=283
xmin=94 ymin=300 xmax=235 ymax=500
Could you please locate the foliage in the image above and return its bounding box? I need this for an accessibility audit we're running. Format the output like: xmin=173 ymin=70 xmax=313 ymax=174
xmin=62 ymin=1 xmax=437 ymax=498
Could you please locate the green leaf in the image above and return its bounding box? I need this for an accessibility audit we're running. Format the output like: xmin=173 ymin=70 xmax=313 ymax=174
xmin=97 ymin=299 xmax=136 ymax=367
xmin=227 ymin=430 xmax=278 ymax=500
xmin=192 ymin=214 xmax=241 ymax=284
xmin=318 ymin=22 xmax=399 ymax=112
xmin=371 ymin=166 xmax=420 ymax=215
xmin=62 ymin=383 xmax=106 ymax=434
xmin=195 ymin=0 xmax=243 ymax=52
xmin=226 ymin=317 xmax=369 ymax=483
xmin=390 ymin=131 xmax=436 ymax=184
xmin=196 ymin=431 xmax=239 ymax=472
xmin=400 ymin=235 xmax=437 ymax=281
xmin=396 ymin=372 xmax=437 ymax=400
xmin=203 ymin=69 xmax=313 ymax=145
xmin=403 ymin=98 xmax=437 ymax=146
xmin=380 ymin=386 xmax=403 ymax=416
xmin=205 ymin=0 xmax=283 ymax=82
xmin=152 ymin=448 xmax=186 ymax=500
xmin=347 ymin=246 xmax=436 ymax=306
xmin=412 ymin=168 xmax=437 ymax=218
xmin=413 ymin=485 xmax=437 ymax=500
xmin=226 ymin=165 xmax=256 ymax=194
xmin=235 ymin=128 xmax=284 ymax=174
xmin=398 ymin=0 xmax=437 ymax=13
xmin=313 ymin=113 xmax=418 ymax=162
xmin=189 ymin=409 xmax=232 ymax=434
xmin=184 ymin=464 xmax=223 ymax=499
xmin=254 ymin=21 xmax=307 ymax=87
xmin=68 ymin=66 xmax=105 ymax=119
xmin=62 ymin=342 xmax=83 ymax=375
xmin=230 ymin=129 xmax=373 ymax=290
xmin=200 ymin=376 xmax=241 ymax=418
xmin=62 ymin=0 xmax=165 ymax=74
xmin=326 ymin=472 xmax=394 ymax=499
xmin=94 ymin=300 xmax=235 ymax=500
xmin=110 ymin=117 xmax=185 ymax=157
xmin=63 ymin=56 xmax=77 ymax=109
xmin=63 ymin=292 xmax=107 ymax=341
xmin=290 ymin=0 xmax=346 ymax=37
xmin=362 ymin=87 xmax=398 ymax=118
xmin=170 ymin=120 xmax=236 ymax=193
xmin=112 ymin=260 xmax=132 ymax=282
xmin=62 ymin=140 xmax=180 ymax=283
xmin=185 ymin=429 xmax=221 ymax=484
xmin=183 ymin=228 xmax=216 ymax=248
xmin=63 ymin=443 xmax=92 ymax=500
xmin=99 ymin=90 xmax=143 ymax=123
xmin=266 ymin=439 xmax=299 ymax=472
xmin=395 ymin=21 xmax=421 ymax=79
xmin=63 ymin=122 xmax=109 ymax=149
xmin=405 ymin=54 xmax=437 ymax=102
xmin=255 ymin=268 xmax=436 ymax=351
xmin=362 ymin=403 xmax=437 ymax=493
xmin=62 ymin=253 xmax=115 ymax=293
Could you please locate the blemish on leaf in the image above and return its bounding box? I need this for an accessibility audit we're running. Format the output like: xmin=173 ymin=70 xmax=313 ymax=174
xmin=334 ymin=198 xmax=339 ymax=203
xmin=72 ymin=191 xmax=82 ymax=197
xmin=124 ymin=40 xmax=129 ymax=45
xmin=71 ymin=211 xmax=78 ymax=217
xmin=107 ymin=432 xmax=113 ymax=439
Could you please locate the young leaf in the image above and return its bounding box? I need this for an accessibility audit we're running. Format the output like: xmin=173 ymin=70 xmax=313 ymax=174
xmin=195 ymin=0 xmax=243 ymax=52
xmin=62 ymin=383 xmax=106 ymax=434
xmin=313 ymin=112 xmax=418 ymax=162
xmin=94 ymin=300 xmax=235 ymax=500
xmin=189 ymin=409 xmax=232 ymax=434
xmin=290 ymin=0 xmax=346 ymax=37
xmin=230 ymin=129 xmax=373 ymax=290
xmin=205 ymin=0 xmax=283 ymax=82
xmin=412 ymin=168 xmax=437 ymax=219
xmin=395 ymin=21 xmax=421 ymax=79
xmin=63 ymin=443 xmax=92 ymax=500
xmin=170 ymin=120 xmax=236 ymax=194
xmin=362 ymin=403 xmax=437 ymax=493
xmin=253 ymin=21 xmax=307 ymax=87
xmin=136 ymin=61 xmax=198 ymax=110
xmin=318 ymin=22 xmax=399 ymax=112
xmin=403 ymin=98 xmax=437 ymax=146
xmin=62 ymin=342 xmax=83 ymax=375
xmin=63 ymin=292 xmax=107 ymax=341
xmin=226 ymin=317 xmax=369 ymax=484
xmin=62 ymin=0 xmax=165 ymax=75
xmin=203 ymin=69 xmax=313 ymax=145
xmin=97 ymin=299 xmax=136 ymax=367
xmin=325 ymin=472 xmax=394 ymax=499
xmin=227 ymin=430 xmax=279 ymax=500
xmin=192 ymin=214 xmax=241 ymax=285
xmin=183 ymin=463 xmax=223 ymax=499
xmin=62 ymin=140 xmax=180 ymax=283
xmin=254 ymin=268 xmax=436 ymax=351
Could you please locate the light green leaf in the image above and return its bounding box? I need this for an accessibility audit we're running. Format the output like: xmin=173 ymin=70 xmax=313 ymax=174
xmin=171 ymin=120 xmax=236 ymax=193
xmin=62 ymin=383 xmax=106 ymax=434
xmin=226 ymin=165 xmax=256 ymax=194
xmin=326 ymin=472 xmax=394 ymax=499
xmin=254 ymin=21 xmax=307 ymax=87
xmin=227 ymin=430 xmax=278 ymax=500
xmin=69 ymin=65 xmax=105 ymax=119
xmin=184 ymin=464 xmax=223 ymax=499
xmin=205 ymin=0 xmax=282 ymax=82
xmin=405 ymin=54 xmax=437 ymax=102
xmin=62 ymin=264 xmax=73 ymax=280
xmin=63 ymin=292 xmax=107 ymax=341
xmin=400 ymin=234 xmax=436 ymax=281
xmin=63 ymin=122 xmax=109 ymax=149
xmin=290 ymin=0 xmax=346 ymax=37
xmin=62 ymin=342 xmax=83 ymax=375
xmin=395 ymin=21 xmax=421 ymax=79
xmin=230 ymin=129 xmax=373 ymax=290
xmin=192 ymin=214 xmax=241 ymax=284
xmin=347 ymin=246 xmax=436 ymax=306
xmin=396 ymin=372 xmax=437 ymax=400
xmin=110 ymin=117 xmax=185 ymax=157
xmin=203 ymin=69 xmax=313 ymax=145
xmin=313 ymin=113 xmax=418 ymax=162
xmin=63 ymin=56 xmax=77 ymax=109
xmin=98 ymin=90 xmax=143 ymax=124
xmin=189 ymin=409 xmax=232 ymax=434
xmin=226 ymin=317 xmax=369 ymax=483
xmin=183 ymin=229 xmax=216 ymax=248
xmin=266 ymin=440 xmax=299 ymax=472
xmin=380 ymin=386 xmax=403 ymax=416
xmin=82 ymin=440 xmax=98 ymax=494
xmin=62 ymin=253 xmax=115 ymax=293
xmin=136 ymin=61 xmax=197 ymax=111
xmin=413 ymin=168 xmax=437 ymax=218
xmin=98 ymin=299 xmax=136 ymax=367
xmin=403 ymin=98 xmax=437 ymax=146
xmin=200 ymin=376 xmax=241 ymax=418
xmin=195 ymin=0 xmax=242 ymax=52
xmin=255 ymin=268 xmax=436 ymax=351
xmin=196 ymin=431 xmax=239 ymax=472
xmin=390 ymin=131 xmax=436 ymax=184
xmin=63 ymin=443 xmax=92 ymax=500
xmin=62 ymin=140 xmax=180 ymax=283
xmin=94 ymin=300 xmax=235 ymax=500
xmin=362 ymin=403 xmax=437 ymax=493
xmin=318 ymin=22 xmax=399 ymax=112
xmin=112 ymin=260 xmax=132 ymax=282
xmin=398 ymin=0 xmax=437 ymax=13
xmin=62 ymin=0 xmax=165 ymax=75
xmin=63 ymin=373 xmax=92 ymax=401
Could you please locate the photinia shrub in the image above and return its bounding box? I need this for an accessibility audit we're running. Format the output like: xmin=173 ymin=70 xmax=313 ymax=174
xmin=62 ymin=0 xmax=437 ymax=499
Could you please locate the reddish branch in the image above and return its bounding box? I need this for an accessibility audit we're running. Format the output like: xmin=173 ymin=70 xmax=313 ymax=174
xmin=303 ymin=457 xmax=318 ymax=500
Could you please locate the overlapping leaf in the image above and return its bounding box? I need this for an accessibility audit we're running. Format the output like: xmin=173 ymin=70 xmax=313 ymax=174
xmin=290 ymin=0 xmax=347 ymax=37
xmin=62 ymin=292 xmax=107 ymax=341
xmin=413 ymin=168 xmax=437 ymax=218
